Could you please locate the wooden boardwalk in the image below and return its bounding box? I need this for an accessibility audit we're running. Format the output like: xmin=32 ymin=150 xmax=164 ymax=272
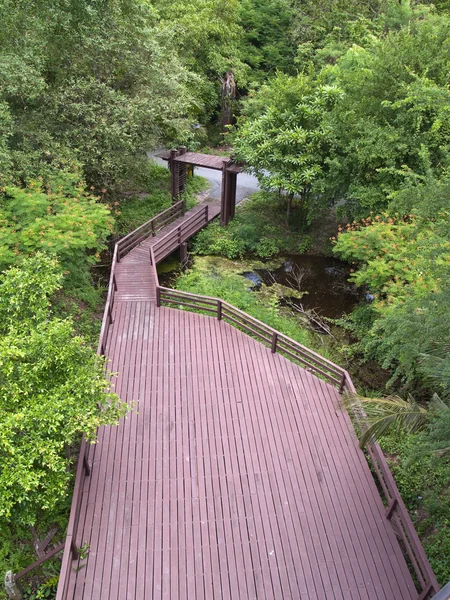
xmin=55 ymin=199 xmax=439 ymax=600
xmin=114 ymin=200 xmax=220 ymax=302
xmin=66 ymin=303 xmax=415 ymax=600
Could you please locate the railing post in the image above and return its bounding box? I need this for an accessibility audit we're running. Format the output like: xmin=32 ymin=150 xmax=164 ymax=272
xmin=151 ymin=220 xmax=155 ymax=237
xmin=217 ymin=301 xmax=222 ymax=321
xmin=156 ymin=287 xmax=161 ymax=307
xmin=339 ymin=372 xmax=346 ymax=393
xmin=113 ymin=275 xmax=118 ymax=292
xmin=108 ymin=304 xmax=113 ymax=325
xmin=271 ymin=332 xmax=278 ymax=353
xmin=386 ymin=497 xmax=398 ymax=520
xmin=83 ymin=453 xmax=91 ymax=477
xmin=178 ymin=226 xmax=182 ymax=246
xmin=70 ymin=540 xmax=79 ymax=560
xmin=204 ymin=205 xmax=209 ymax=222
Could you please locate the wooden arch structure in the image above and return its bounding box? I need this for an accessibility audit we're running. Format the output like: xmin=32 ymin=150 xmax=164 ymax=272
xmin=159 ymin=147 xmax=242 ymax=226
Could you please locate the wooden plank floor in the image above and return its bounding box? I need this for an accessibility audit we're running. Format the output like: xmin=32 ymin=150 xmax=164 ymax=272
xmin=114 ymin=200 xmax=221 ymax=302
xmin=67 ymin=302 xmax=416 ymax=599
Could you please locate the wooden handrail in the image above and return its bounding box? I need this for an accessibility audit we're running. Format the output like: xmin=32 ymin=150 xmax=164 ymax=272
xmin=155 ymin=285 xmax=440 ymax=599
xmin=157 ymin=287 xmax=345 ymax=385
xmin=53 ymin=200 xmax=439 ymax=600
xmin=117 ymin=200 xmax=184 ymax=260
xmin=341 ymin=374 xmax=440 ymax=598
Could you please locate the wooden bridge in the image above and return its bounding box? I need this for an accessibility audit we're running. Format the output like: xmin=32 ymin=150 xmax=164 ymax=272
xmin=50 ymin=199 xmax=439 ymax=599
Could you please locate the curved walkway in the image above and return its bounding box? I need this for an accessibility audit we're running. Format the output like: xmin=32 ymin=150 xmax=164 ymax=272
xmin=55 ymin=200 xmax=438 ymax=600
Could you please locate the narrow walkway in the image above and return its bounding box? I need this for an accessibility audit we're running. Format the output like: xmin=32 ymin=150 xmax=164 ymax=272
xmin=61 ymin=201 xmax=419 ymax=599
xmin=114 ymin=200 xmax=220 ymax=302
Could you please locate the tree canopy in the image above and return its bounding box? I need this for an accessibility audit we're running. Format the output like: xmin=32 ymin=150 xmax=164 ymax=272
xmin=0 ymin=254 xmax=129 ymax=525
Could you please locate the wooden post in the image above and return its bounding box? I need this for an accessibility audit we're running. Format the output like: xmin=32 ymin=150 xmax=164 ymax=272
xmin=220 ymin=159 xmax=231 ymax=226
xmin=4 ymin=572 xmax=23 ymax=600
xmin=179 ymin=146 xmax=187 ymax=195
xmin=217 ymin=301 xmax=222 ymax=321
xmin=71 ymin=540 xmax=79 ymax=560
xmin=170 ymin=149 xmax=180 ymax=203
xmin=179 ymin=242 xmax=188 ymax=264
xmin=228 ymin=171 xmax=237 ymax=220
xmin=83 ymin=453 xmax=91 ymax=476
xmin=156 ymin=287 xmax=161 ymax=307
xmin=339 ymin=372 xmax=346 ymax=393
xmin=386 ymin=497 xmax=398 ymax=520
xmin=271 ymin=332 xmax=278 ymax=354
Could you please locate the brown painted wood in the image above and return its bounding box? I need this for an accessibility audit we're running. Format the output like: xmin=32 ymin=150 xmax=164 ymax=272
xmin=61 ymin=303 xmax=419 ymax=599
xmin=55 ymin=201 xmax=439 ymax=600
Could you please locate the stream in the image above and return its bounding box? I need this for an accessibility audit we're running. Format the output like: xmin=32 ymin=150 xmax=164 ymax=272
xmin=159 ymin=253 xmax=360 ymax=320
xmin=241 ymin=254 xmax=360 ymax=319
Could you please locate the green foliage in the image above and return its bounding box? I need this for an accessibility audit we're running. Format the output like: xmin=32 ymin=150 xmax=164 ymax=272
xmin=238 ymin=0 xmax=297 ymax=81
xmin=0 ymin=173 xmax=112 ymax=296
xmin=0 ymin=254 xmax=130 ymax=525
xmin=333 ymin=209 xmax=450 ymax=389
xmin=192 ymin=192 xmax=308 ymax=259
xmin=0 ymin=0 xmax=201 ymax=190
xmin=292 ymin=0 xmax=382 ymax=67
xmin=233 ymin=74 xmax=343 ymax=223
xmin=324 ymin=7 xmax=450 ymax=218
xmin=23 ymin=575 xmax=59 ymax=600
xmin=152 ymin=0 xmax=245 ymax=120
xmin=114 ymin=162 xmax=208 ymax=236
xmin=175 ymin=256 xmax=314 ymax=347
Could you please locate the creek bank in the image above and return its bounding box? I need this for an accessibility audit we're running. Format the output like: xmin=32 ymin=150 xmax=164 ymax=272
xmin=158 ymin=253 xmax=360 ymax=320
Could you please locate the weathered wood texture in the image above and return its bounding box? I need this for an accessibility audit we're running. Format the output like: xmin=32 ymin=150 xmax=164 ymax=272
xmin=157 ymin=150 xmax=242 ymax=172
xmin=64 ymin=303 xmax=417 ymax=600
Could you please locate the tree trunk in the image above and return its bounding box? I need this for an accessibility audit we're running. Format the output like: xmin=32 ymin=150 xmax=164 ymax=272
xmin=286 ymin=193 xmax=293 ymax=221
xmin=221 ymin=71 xmax=236 ymax=131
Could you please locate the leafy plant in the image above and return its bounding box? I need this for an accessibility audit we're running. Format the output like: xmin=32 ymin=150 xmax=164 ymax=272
xmin=0 ymin=254 xmax=130 ymax=525
xmin=0 ymin=173 xmax=113 ymax=297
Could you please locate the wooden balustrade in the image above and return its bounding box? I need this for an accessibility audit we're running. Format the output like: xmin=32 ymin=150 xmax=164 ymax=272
xmin=117 ymin=200 xmax=184 ymax=260
xmin=340 ymin=374 xmax=440 ymax=599
xmin=48 ymin=200 xmax=439 ymax=600
xmin=155 ymin=285 xmax=440 ymax=600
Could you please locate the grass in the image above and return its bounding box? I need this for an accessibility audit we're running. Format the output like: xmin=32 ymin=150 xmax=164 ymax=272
xmin=174 ymin=255 xmax=336 ymax=360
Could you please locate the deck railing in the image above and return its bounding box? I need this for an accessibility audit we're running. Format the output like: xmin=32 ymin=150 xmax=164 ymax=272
xmin=117 ymin=199 xmax=184 ymax=261
xmin=341 ymin=374 xmax=440 ymax=600
xmin=156 ymin=287 xmax=347 ymax=388
xmin=151 ymin=204 xmax=208 ymax=264
xmin=154 ymin=287 xmax=440 ymax=599
xmin=49 ymin=202 xmax=439 ymax=600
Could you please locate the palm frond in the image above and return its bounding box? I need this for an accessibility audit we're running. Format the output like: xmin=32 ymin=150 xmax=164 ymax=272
xmin=344 ymin=394 xmax=429 ymax=448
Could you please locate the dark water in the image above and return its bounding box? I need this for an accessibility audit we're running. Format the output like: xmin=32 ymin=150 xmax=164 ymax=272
xmin=241 ymin=255 xmax=359 ymax=319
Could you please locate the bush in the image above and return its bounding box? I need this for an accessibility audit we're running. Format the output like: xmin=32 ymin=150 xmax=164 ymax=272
xmin=192 ymin=192 xmax=304 ymax=259
xmin=0 ymin=172 xmax=112 ymax=298
xmin=0 ymin=254 xmax=130 ymax=525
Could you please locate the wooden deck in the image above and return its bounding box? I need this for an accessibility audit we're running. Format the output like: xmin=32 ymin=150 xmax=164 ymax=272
xmin=67 ymin=303 xmax=415 ymax=599
xmin=115 ymin=200 xmax=220 ymax=302
xmin=54 ymin=199 xmax=440 ymax=600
